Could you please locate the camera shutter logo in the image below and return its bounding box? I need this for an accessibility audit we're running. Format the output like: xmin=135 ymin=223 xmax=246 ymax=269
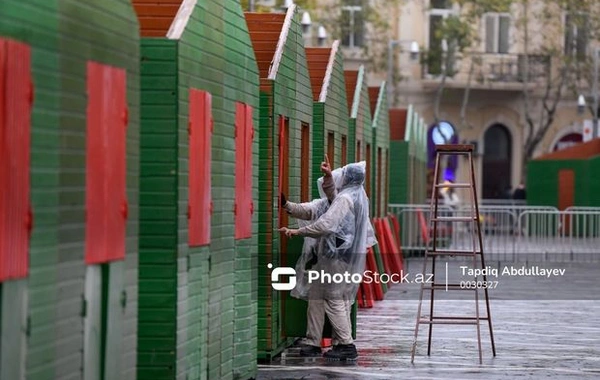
xmin=268 ymin=263 xmax=297 ymax=291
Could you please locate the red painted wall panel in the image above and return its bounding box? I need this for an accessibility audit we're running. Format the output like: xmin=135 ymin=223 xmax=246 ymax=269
xmin=0 ymin=39 xmax=33 ymax=282
xmin=85 ymin=61 xmax=128 ymax=265
xmin=188 ymin=89 xmax=212 ymax=246
xmin=245 ymin=104 xmax=254 ymax=220
xmin=235 ymin=102 xmax=253 ymax=240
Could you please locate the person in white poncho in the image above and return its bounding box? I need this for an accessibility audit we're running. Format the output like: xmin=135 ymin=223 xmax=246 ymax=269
xmin=280 ymin=160 xmax=376 ymax=361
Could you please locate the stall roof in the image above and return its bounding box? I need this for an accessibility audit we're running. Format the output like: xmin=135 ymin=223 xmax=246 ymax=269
xmin=368 ymin=86 xmax=379 ymax=116
xmin=389 ymin=109 xmax=408 ymax=141
xmin=535 ymin=138 xmax=600 ymax=160
xmin=133 ymin=0 xmax=183 ymax=37
xmin=306 ymin=46 xmax=332 ymax=102
xmin=246 ymin=12 xmax=286 ymax=80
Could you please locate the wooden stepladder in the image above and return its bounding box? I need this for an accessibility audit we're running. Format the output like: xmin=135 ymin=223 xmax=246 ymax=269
xmin=410 ymin=144 xmax=496 ymax=364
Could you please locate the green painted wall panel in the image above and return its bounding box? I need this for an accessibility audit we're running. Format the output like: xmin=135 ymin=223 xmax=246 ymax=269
xmin=0 ymin=1 xmax=60 ymax=378
xmin=389 ymin=141 xmax=409 ymax=204
xmin=174 ymin=2 xmax=259 ymax=379
xmin=349 ymin=66 xmax=373 ymax=170
xmin=57 ymin=0 xmax=140 ymax=377
xmin=253 ymin=7 xmax=314 ymax=360
xmin=1 ymin=0 xmax=139 ymax=378
xmin=527 ymin=159 xmax=589 ymax=207
xmin=371 ymin=83 xmax=390 ymax=217
xmin=138 ymin=39 xmax=178 ymax=380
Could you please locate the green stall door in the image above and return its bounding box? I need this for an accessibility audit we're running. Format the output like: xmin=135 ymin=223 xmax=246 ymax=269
xmin=1 ymin=280 xmax=28 ymax=380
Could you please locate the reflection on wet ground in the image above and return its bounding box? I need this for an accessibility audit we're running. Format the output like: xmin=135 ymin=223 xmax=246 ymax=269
xmin=257 ymin=259 xmax=600 ymax=379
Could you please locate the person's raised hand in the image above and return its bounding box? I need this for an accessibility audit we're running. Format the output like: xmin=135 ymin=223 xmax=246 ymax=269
xmin=320 ymin=154 xmax=332 ymax=177
xmin=280 ymin=192 xmax=287 ymax=207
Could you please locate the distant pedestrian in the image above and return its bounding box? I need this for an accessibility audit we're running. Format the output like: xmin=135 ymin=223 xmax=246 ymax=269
xmin=440 ymin=180 xmax=460 ymax=209
xmin=513 ymin=182 xmax=526 ymax=200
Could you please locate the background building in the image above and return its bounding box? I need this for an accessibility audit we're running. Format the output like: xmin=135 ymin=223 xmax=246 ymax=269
xmin=296 ymin=0 xmax=600 ymax=200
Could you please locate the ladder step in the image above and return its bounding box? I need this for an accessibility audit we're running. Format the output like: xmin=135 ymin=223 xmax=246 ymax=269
xmin=435 ymin=144 xmax=474 ymax=153
xmin=432 ymin=216 xmax=477 ymax=222
xmin=418 ymin=319 xmax=479 ymax=325
xmin=427 ymin=249 xmax=481 ymax=256
xmin=435 ymin=183 xmax=472 ymax=188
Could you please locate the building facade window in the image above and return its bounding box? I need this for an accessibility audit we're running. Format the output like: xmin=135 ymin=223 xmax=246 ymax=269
xmin=427 ymin=0 xmax=455 ymax=75
xmin=484 ymin=13 xmax=510 ymax=54
xmin=564 ymin=12 xmax=589 ymax=58
xmin=341 ymin=0 xmax=364 ymax=48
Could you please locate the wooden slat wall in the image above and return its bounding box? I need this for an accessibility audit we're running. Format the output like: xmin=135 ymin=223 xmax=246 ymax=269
xmin=344 ymin=70 xmax=358 ymax=115
xmin=132 ymin=0 xmax=181 ymax=37
xmin=305 ymin=48 xmax=331 ymax=101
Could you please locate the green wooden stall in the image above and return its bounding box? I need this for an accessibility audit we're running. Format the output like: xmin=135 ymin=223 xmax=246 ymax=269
xmin=369 ymin=83 xmax=390 ymax=217
xmin=389 ymin=105 xmax=427 ymax=205
xmin=1 ymin=1 xmax=140 ymax=379
xmin=306 ymin=41 xmax=350 ymax=196
xmin=344 ymin=65 xmax=374 ymax=165
xmin=245 ymin=4 xmax=314 ymax=360
xmin=135 ymin=0 xmax=259 ymax=379
xmin=0 ymin=2 xmax=60 ymax=379
xmin=305 ymin=40 xmax=360 ymax=340
xmin=528 ymin=139 xmax=600 ymax=208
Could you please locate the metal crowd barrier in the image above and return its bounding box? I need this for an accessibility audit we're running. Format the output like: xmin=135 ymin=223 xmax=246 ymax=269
xmin=388 ymin=204 xmax=600 ymax=262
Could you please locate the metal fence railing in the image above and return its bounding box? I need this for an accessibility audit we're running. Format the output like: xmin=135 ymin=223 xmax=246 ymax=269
xmin=388 ymin=204 xmax=600 ymax=262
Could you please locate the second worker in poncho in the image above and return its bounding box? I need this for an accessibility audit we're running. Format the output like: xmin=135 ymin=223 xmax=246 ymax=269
xmin=280 ymin=161 xmax=376 ymax=361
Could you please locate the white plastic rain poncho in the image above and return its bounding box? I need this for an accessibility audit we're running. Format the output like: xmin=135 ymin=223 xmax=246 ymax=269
xmin=284 ymin=168 xmax=344 ymax=300
xmin=295 ymin=161 xmax=377 ymax=301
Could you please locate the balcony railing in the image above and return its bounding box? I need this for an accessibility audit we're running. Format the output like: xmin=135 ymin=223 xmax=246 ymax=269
xmin=422 ymin=53 xmax=551 ymax=89
xmin=480 ymin=54 xmax=550 ymax=83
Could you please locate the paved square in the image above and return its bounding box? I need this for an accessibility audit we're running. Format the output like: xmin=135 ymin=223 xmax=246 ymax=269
xmin=257 ymin=259 xmax=600 ymax=379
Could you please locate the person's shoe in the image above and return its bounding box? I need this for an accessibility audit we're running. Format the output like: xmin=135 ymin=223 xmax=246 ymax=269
xmin=299 ymin=344 xmax=322 ymax=357
xmin=323 ymin=344 xmax=358 ymax=361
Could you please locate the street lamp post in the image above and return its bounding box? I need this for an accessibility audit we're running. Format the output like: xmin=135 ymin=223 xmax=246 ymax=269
xmin=578 ymin=47 xmax=600 ymax=139
xmin=387 ymin=39 xmax=419 ymax=107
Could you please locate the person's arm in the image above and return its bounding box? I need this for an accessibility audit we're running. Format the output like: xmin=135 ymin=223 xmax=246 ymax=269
xmin=321 ymin=174 xmax=337 ymax=203
xmin=296 ymin=197 xmax=352 ymax=238
xmin=283 ymin=200 xmax=320 ymax=220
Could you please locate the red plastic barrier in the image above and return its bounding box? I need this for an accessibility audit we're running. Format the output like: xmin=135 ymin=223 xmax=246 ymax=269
xmin=372 ymin=218 xmax=394 ymax=278
xmin=367 ymin=247 xmax=384 ymax=300
xmin=416 ymin=208 xmax=430 ymax=244
xmin=388 ymin=213 xmax=402 ymax=248
xmin=382 ymin=217 xmax=404 ymax=273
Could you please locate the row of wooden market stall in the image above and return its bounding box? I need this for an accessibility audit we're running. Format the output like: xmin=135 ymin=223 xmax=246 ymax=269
xmin=0 ymin=1 xmax=427 ymax=380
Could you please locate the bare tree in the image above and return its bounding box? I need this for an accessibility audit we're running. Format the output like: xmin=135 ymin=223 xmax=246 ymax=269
xmin=517 ymin=0 xmax=600 ymax=178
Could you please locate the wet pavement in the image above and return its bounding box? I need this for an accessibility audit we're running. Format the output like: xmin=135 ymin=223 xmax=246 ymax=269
xmin=257 ymin=259 xmax=600 ymax=379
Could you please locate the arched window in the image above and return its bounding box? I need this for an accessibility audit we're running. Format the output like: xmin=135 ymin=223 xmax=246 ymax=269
xmin=427 ymin=121 xmax=458 ymax=197
xmin=482 ymin=124 xmax=512 ymax=199
xmin=553 ymin=132 xmax=582 ymax=151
